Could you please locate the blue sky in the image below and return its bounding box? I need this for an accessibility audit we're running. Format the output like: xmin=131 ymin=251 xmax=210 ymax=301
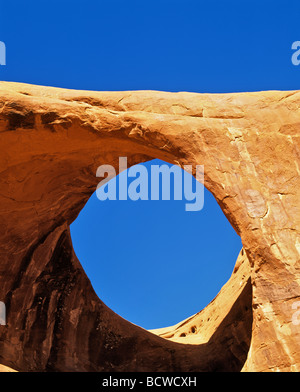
xmin=1 ymin=0 xmax=299 ymax=329
xmin=71 ymin=162 xmax=241 ymax=329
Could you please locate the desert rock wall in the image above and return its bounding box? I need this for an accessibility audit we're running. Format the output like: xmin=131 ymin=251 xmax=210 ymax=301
xmin=0 ymin=82 xmax=299 ymax=371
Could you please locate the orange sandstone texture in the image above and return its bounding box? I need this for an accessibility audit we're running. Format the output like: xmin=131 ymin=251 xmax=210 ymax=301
xmin=0 ymin=82 xmax=299 ymax=372
xmin=0 ymin=364 xmax=17 ymax=372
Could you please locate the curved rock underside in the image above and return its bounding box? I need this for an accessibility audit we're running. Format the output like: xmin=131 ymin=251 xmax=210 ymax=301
xmin=0 ymin=82 xmax=299 ymax=372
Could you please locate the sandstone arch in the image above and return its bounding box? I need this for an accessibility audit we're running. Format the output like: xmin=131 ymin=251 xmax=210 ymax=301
xmin=0 ymin=82 xmax=299 ymax=371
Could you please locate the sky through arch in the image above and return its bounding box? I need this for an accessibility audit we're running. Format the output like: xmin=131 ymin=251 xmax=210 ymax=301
xmin=70 ymin=159 xmax=242 ymax=329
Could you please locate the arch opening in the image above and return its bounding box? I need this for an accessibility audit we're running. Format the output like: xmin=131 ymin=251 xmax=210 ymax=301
xmin=70 ymin=159 xmax=243 ymax=330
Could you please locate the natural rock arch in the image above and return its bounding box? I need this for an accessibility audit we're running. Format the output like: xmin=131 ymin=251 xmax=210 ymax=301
xmin=0 ymin=82 xmax=299 ymax=371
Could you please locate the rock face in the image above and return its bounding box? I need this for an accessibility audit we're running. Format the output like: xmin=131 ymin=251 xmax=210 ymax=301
xmin=0 ymin=364 xmax=16 ymax=372
xmin=0 ymin=82 xmax=299 ymax=372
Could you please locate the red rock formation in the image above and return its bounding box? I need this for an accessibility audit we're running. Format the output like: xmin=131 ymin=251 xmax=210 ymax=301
xmin=0 ymin=82 xmax=299 ymax=372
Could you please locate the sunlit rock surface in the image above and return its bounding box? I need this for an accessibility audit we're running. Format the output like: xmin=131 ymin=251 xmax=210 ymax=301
xmin=0 ymin=82 xmax=299 ymax=372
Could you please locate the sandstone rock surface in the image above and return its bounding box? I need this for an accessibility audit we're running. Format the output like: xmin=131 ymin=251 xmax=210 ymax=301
xmin=0 ymin=364 xmax=17 ymax=372
xmin=0 ymin=82 xmax=299 ymax=372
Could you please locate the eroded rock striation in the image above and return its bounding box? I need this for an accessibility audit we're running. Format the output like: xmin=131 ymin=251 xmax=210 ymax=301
xmin=0 ymin=82 xmax=299 ymax=372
